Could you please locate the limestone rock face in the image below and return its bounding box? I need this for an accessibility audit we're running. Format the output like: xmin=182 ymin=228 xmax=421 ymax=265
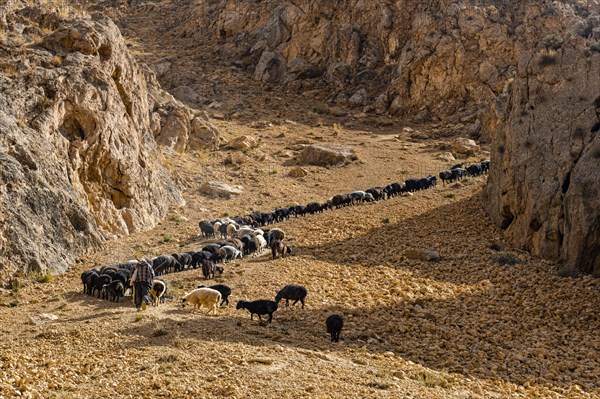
xmin=167 ymin=1 xmax=597 ymax=126
xmin=483 ymin=49 xmax=600 ymax=276
xmin=296 ymin=145 xmax=358 ymax=167
xmin=0 ymin=4 xmax=202 ymax=282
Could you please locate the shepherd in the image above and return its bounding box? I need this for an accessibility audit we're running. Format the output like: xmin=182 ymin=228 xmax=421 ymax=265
xmin=130 ymin=259 xmax=154 ymax=311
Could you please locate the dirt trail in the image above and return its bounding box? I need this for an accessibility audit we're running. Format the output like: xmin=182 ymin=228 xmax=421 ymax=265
xmin=1 ymin=2 xmax=600 ymax=398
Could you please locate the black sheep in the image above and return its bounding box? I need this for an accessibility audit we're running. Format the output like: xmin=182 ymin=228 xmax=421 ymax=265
xmin=326 ymin=314 xmax=344 ymax=342
xmin=152 ymin=255 xmax=182 ymax=274
xmin=81 ymin=270 xmax=94 ymax=294
xmin=366 ymin=187 xmax=386 ymax=201
xmin=481 ymin=160 xmax=490 ymax=173
xmin=102 ymin=280 xmax=125 ymax=302
xmin=271 ymin=240 xmax=291 ymax=260
xmin=274 ymin=207 xmax=291 ymax=222
xmin=450 ymin=167 xmax=466 ymax=181
xmin=198 ymin=284 xmax=232 ymax=306
xmin=84 ymin=271 xmax=100 ymax=295
xmin=439 ymin=170 xmax=452 ymax=185
xmin=306 ymin=202 xmax=325 ymax=214
xmin=172 ymin=252 xmax=193 ymax=270
xmin=198 ymin=220 xmax=215 ymax=237
xmin=290 ymin=205 xmax=306 ymax=217
xmin=201 ymin=259 xmax=220 ymax=280
xmin=95 ymin=274 xmax=112 ymax=299
xmin=275 ymin=284 xmax=307 ymax=309
xmin=466 ymin=163 xmax=483 ymax=177
xmin=236 ymin=300 xmax=278 ymax=323
xmin=405 ymin=178 xmax=422 ymax=192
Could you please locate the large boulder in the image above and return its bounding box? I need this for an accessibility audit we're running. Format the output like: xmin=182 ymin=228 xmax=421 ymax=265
xmin=451 ymin=137 xmax=480 ymax=156
xmin=295 ymin=144 xmax=358 ymax=167
xmin=484 ymin=48 xmax=600 ymax=276
xmin=199 ymin=182 xmax=243 ymax=199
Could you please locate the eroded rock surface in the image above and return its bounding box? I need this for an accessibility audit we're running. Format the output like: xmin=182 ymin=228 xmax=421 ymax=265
xmin=484 ymin=48 xmax=600 ymax=276
xmin=0 ymin=2 xmax=220 ymax=281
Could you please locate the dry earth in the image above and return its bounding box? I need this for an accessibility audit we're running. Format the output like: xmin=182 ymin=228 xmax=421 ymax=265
xmin=1 ymin=2 xmax=600 ymax=399
xmin=1 ymin=120 xmax=599 ymax=399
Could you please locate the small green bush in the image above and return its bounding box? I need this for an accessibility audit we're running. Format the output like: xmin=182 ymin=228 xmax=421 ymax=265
xmin=541 ymin=34 xmax=563 ymax=50
xmin=590 ymin=42 xmax=600 ymax=53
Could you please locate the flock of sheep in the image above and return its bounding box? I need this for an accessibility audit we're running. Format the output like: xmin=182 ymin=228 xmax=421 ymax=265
xmin=79 ymin=158 xmax=489 ymax=342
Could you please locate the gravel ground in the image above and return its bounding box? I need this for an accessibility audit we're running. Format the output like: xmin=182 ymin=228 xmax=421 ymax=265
xmin=1 ymin=120 xmax=599 ymax=399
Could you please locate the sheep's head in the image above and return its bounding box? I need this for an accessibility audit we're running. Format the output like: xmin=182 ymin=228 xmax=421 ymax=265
xmin=235 ymin=300 xmax=245 ymax=310
xmin=216 ymin=266 xmax=224 ymax=274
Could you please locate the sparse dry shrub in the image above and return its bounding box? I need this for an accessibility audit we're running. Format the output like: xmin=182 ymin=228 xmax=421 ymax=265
xmin=541 ymin=34 xmax=563 ymax=50
xmin=51 ymin=55 xmax=62 ymax=66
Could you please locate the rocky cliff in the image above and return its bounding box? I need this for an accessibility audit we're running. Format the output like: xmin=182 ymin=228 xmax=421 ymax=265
xmin=0 ymin=1 xmax=217 ymax=283
xmin=483 ymin=47 xmax=600 ymax=276
xmin=160 ymin=0 xmax=599 ymax=128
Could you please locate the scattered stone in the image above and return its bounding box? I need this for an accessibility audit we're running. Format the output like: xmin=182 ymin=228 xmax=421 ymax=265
xmin=288 ymin=167 xmax=308 ymax=178
xmin=348 ymin=89 xmax=367 ymax=108
xmin=199 ymin=182 xmax=242 ymax=199
xmin=402 ymin=249 xmax=440 ymax=262
xmin=420 ymin=251 xmax=441 ymax=262
xmin=227 ymin=135 xmax=257 ymax=151
xmin=451 ymin=137 xmax=480 ymax=156
xmin=436 ymin=152 xmax=456 ymax=162
xmin=29 ymin=313 xmax=58 ymax=325
xmin=224 ymin=152 xmax=249 ymax=165
xmin=296 ymin=144 xmax=358 ymax=167
xmin=189 ymin=117 xmax=220 ymax=149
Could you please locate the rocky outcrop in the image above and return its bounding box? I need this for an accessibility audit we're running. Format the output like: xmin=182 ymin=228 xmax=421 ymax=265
xmin=0 ymin=2 xmax=216 ymax=283
xmin=165 ymin=0 xmax=599 ymax=127
xmin=483 ymin=48 xmax=600 ymax=276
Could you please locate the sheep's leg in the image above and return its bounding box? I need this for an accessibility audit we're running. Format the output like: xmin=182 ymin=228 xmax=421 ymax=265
xmin=292 ymin=299 xmax=299 ymax=307
xmin=267 ymin=313 xmax=273 ymax=323
xmin=301 ymin=298 xmax=305 ymax=309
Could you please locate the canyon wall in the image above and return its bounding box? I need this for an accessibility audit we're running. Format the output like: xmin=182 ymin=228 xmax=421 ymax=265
xmin=0 ymin=1 xmax=218 ymax=282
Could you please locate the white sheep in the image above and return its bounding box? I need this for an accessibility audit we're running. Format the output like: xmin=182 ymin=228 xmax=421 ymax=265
xmin=213 ymin=221 xmax=222 ymax=237
xmin=235 ymin=226 xmax=256 ymax=238
xmin=252 ymin=229 xmax=264 ymax=237
xmin=181 ymin=288 xmax=222 ymax=315
xmin=219 ymin=245 xmax=243 ymax=262
xmin=253 ymin=235 xmax=267 ymax=254
xmin=226 ymin=222 xmax=240 ymax=238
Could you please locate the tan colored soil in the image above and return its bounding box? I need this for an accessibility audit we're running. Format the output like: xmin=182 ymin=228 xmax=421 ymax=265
xmin=1 ymin=2 xmax=599 ymax=398
xmin=1 ymin=121 xmax=599 ymax=399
